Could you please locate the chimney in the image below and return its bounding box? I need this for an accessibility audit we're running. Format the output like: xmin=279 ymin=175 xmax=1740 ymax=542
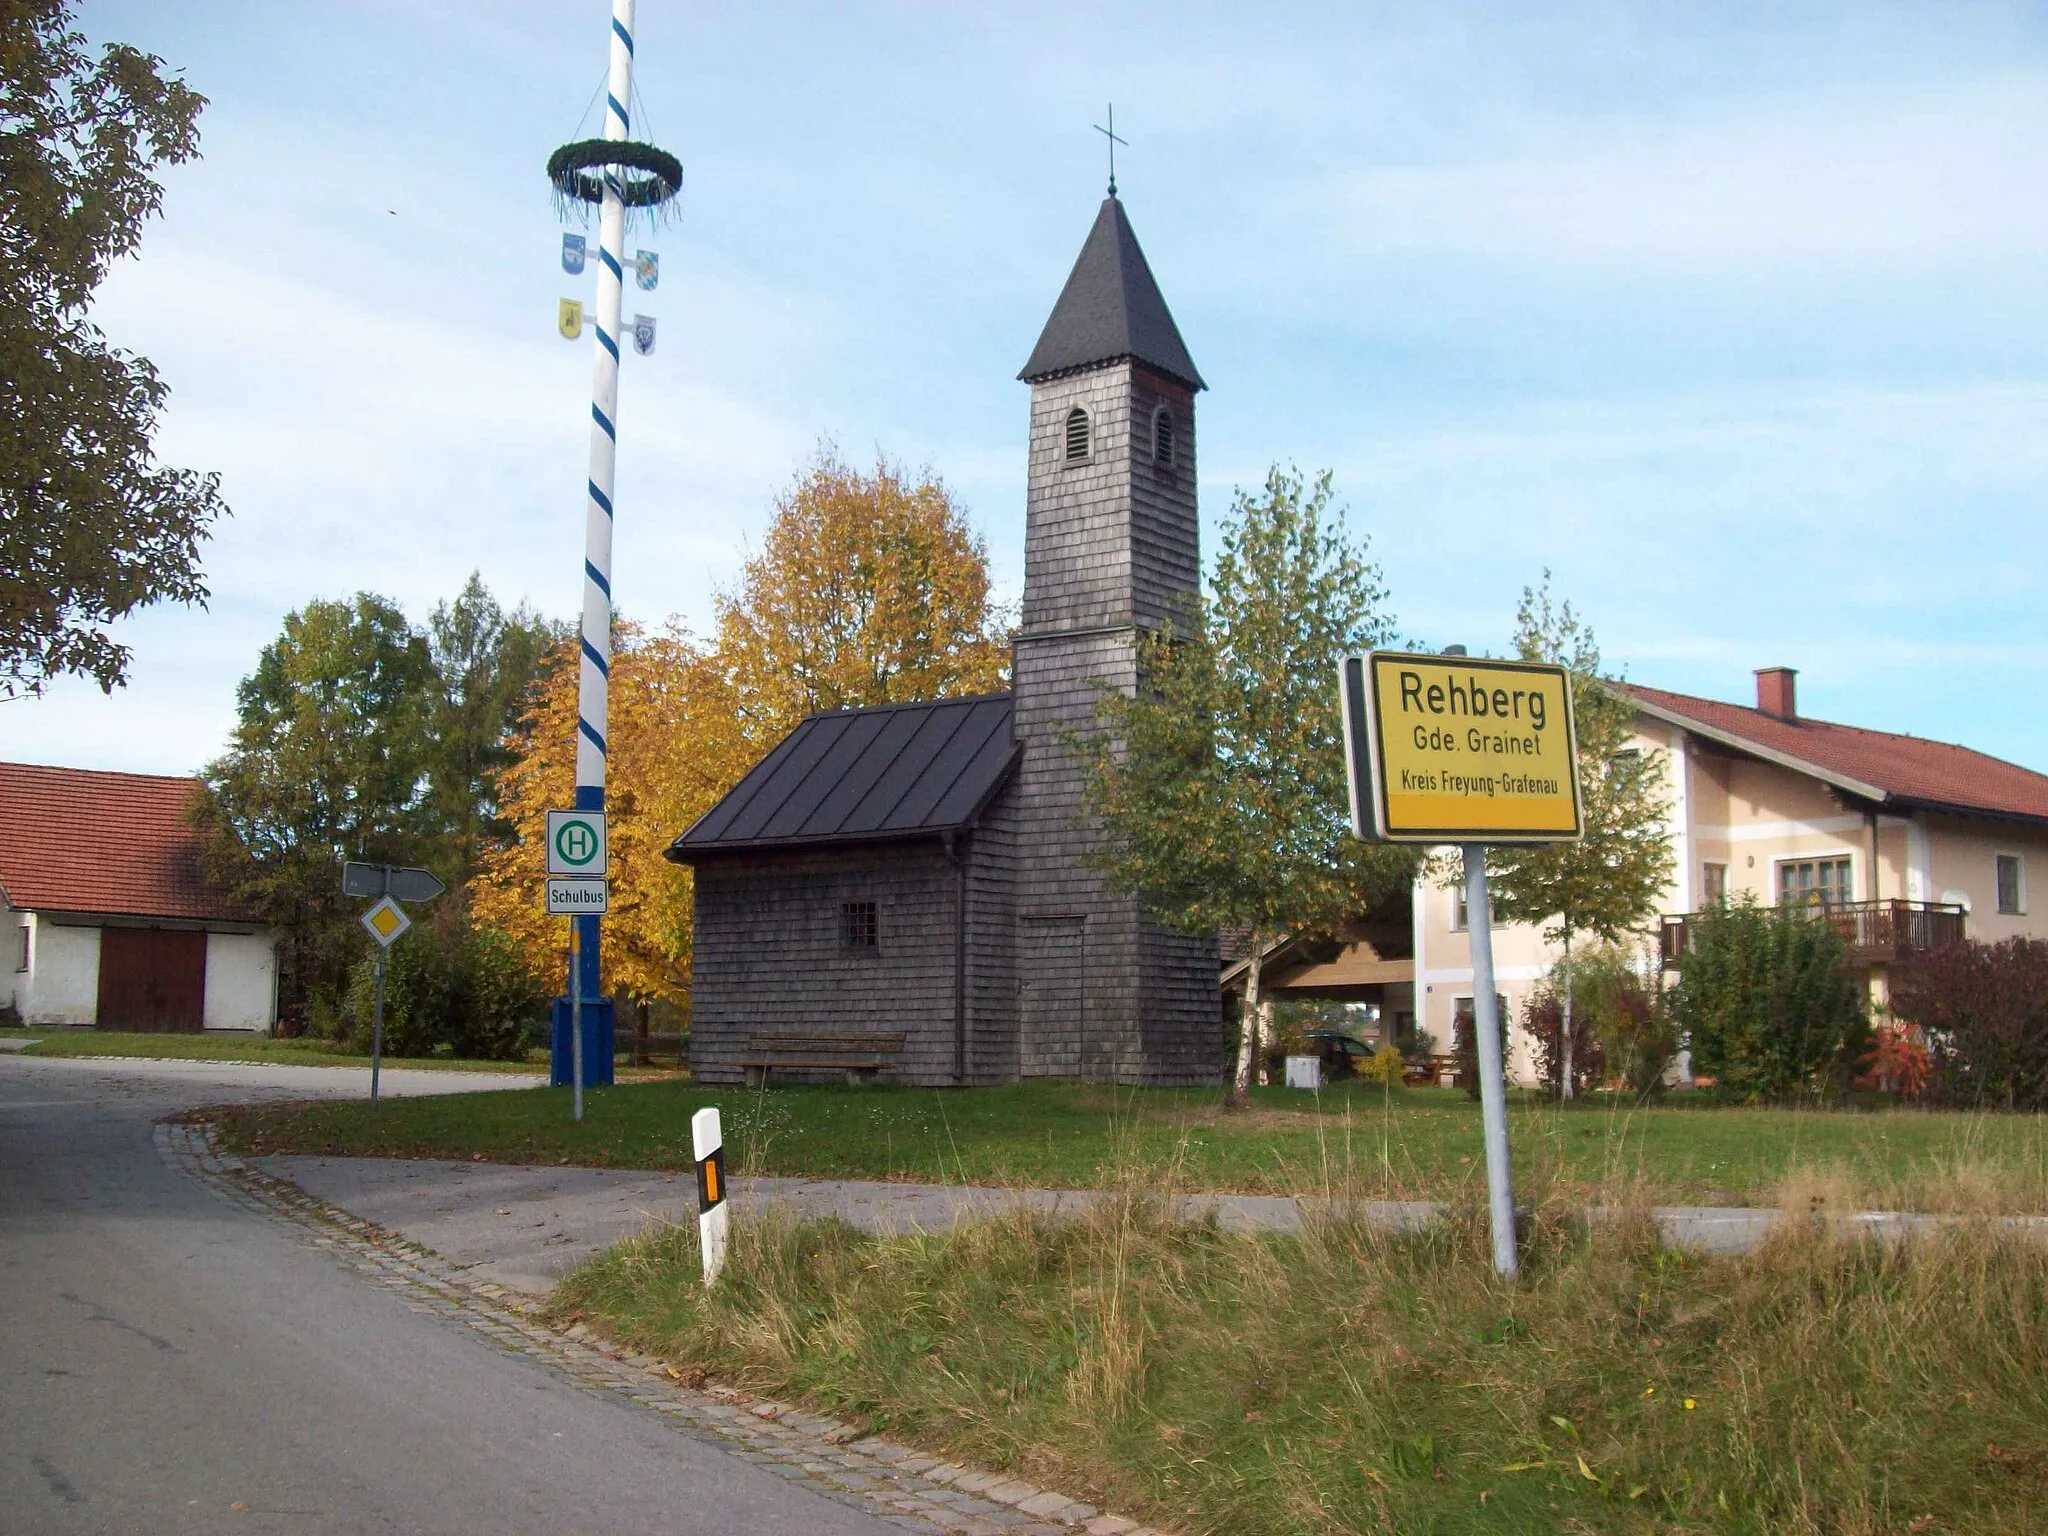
xmin=1755 ymin=666 xmax=1798 ymax=721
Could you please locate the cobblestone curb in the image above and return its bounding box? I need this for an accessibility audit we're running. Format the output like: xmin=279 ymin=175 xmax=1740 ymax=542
xmin=158 ymin=1121 xmax=1173 ymax=1536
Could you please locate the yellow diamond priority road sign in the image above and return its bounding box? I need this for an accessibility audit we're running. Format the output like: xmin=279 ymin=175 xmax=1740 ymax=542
xmin=1341 ymin=651 xmax=1583 ymax=843
xmin=359 ymin=895 xmax=412 ymax=947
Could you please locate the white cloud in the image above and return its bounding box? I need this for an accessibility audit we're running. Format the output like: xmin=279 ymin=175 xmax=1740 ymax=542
xmin=1303 ymin=72 xmax=2048 ymax=269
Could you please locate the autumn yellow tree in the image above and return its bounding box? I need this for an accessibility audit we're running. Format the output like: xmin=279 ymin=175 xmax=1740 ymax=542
xmin=472 ymin=448 xmax=1009 ymax=1012
xmin=717 ymin=445 xmax=1008 ymax=746
xmin=470 ymin=623 xmax=749 ymax=1011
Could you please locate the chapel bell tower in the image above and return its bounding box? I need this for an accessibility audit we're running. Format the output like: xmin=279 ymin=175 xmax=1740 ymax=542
xmin=1010 ymin=195 xmax=1220 ymax=1084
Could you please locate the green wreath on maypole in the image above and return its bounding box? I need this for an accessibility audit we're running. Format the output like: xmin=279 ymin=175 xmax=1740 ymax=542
xmin=547 ymin=137 xmax=683 ymax=222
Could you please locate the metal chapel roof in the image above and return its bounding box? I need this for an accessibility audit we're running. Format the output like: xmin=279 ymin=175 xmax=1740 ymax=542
xmin=665 ymin=694 xmax=1019 ymax=859
xmin=1018 ymin=196 xmax=1206 ymax=392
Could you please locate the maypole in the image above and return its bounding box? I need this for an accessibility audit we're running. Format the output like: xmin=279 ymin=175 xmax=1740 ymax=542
xmin=546 ymin=1 xmax=680 ymax=1091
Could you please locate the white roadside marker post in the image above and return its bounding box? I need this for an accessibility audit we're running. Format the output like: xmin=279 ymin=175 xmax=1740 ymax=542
xmin=692 ymin=1106 xmax=728 ymax=1285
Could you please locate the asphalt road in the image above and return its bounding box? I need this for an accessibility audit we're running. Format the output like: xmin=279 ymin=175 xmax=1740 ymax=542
xmin=0 ymin=1056 xmax=902 ymax=1535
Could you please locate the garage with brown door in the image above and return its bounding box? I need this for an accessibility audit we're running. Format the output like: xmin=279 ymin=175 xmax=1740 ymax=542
xmin=96 ymin=927 xmax=207 ymax=1032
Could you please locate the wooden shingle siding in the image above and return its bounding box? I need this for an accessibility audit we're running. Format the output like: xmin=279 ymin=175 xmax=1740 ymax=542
xmin=689 ymin=843 xmax=966 ymax=1087
xmin=677 ymin=204 xmax=1223 ymax=1088
xmin=963 ymin=790 xmax=1021 ymax=1084
xmin=1012 ymin=359 xmax=1220 ymax=1086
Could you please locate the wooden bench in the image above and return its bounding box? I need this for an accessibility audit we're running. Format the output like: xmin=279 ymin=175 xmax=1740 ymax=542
xmin=737 ymin=1030 xmax=907 ymax=1087
xmin=1404 ymin=1053 xmax=1458 ymax=1087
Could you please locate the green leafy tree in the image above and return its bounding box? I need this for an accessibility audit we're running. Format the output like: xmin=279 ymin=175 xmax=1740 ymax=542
xmin=424 ymin=572 xmax=564 ymax=875
xmin=2 ymin=2 xmax=225 ymax=699
xmin=194 ymin=594 xmax=439 ymax=1015
xmin=1672 ymin=896 xmax=1869 ymax=1101
xmin=1483 ymin=576 xmax=1675 ymax=1099
xmin=1077 ymin=467 xmax=1419 ymax=1106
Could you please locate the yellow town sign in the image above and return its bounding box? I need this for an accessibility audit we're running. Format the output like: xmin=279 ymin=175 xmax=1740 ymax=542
xmin=1341 ymin=651 xmax=1584 ymax=843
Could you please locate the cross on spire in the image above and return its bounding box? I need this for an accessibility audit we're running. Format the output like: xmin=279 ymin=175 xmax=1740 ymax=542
xmin=1094 ymin=104 xmax=1127 ymax=197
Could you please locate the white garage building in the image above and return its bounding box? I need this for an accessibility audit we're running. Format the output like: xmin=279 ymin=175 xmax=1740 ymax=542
xmin=1 ymin=762 xmax=277 ymax=1033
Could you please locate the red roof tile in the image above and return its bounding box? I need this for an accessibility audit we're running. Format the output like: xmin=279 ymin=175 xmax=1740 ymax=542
xmin=1619 ymin=684 xmax=2048 ymax=826
xmin=0 ymin=762 xmax=240 ymax=920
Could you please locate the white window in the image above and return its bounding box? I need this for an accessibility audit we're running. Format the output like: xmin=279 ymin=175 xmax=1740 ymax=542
xmin=1778 ymin=856 xmax=1853 ymax=908
xmin=13 ymin=923 xmax=25 ymax=973
xmin=1997 ymin=854 xmax=2025 ymax=916
xmin=1452 ymin=883 xmax=1494 ymax=931
xmin=1702 ymin=862 xmax=1728 ymax=906
xmin=1064 ymin=406 xmax=1090 ymax=462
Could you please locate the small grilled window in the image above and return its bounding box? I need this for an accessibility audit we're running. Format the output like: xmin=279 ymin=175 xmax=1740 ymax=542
xmin=1064 ymin=406 xmax=1089 ymax=462
xmin=1153 ymin=407 xmax=1174 ymax=467
xmin=841 ymin=900 xmax=878 ymax=951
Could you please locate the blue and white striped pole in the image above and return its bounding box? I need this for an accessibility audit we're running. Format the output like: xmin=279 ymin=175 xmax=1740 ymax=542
xmin=571 ymin=0 xmax=636 ymax=1024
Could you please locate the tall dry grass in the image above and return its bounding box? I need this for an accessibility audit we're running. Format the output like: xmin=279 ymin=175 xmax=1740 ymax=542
xmin=555 ymin=1139 xmax=2048 ymax=1535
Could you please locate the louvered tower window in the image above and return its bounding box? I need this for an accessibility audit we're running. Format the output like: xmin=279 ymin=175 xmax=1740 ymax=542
xmin=1153 ymin=407 xmax=1175 ymax=468
xmin=1064 ymin=406 xmax=1089 ymax=461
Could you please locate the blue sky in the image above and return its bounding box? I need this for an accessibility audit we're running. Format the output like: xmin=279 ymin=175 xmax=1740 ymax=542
xmin=23 ymin=0 xmax=2048 ymax=774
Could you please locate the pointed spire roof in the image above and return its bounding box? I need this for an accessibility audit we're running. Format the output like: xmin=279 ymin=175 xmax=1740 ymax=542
xmin=1019 ymin=197 xmax=1205 ymax=392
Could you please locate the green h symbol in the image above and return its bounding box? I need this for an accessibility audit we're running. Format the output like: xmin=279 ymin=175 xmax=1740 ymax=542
xmin=556 ymin=821 xmax=598 ymax=867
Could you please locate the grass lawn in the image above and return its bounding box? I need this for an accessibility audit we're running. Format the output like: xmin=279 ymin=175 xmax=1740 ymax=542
xmin=558 ymin=1193 xmax=2048 ymax=1535
xmin=0 ymin=1027 xmax=547 ymax=1073
xmin=212 ymin=1077 xmax=2048 ymax=1210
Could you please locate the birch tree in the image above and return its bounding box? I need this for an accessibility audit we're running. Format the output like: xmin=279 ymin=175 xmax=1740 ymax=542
xmin=1077 ymin=467 xmax=1418 ymax=1106
xmin=1485 ymin=576 xmax=1674 ymax=1099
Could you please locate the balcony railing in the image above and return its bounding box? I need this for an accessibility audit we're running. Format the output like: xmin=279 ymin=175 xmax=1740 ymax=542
xmin=1660 ymin=900 xmax=1967 ymax=970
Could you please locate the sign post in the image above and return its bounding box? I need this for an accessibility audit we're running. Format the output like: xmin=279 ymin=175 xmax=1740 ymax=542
xmin=358 ymin=896 xmax=413 ymax=1106
xmin=569 ymin=920 xmax=584 ymax=1125
xmin=1340 ymin=648 xmax=1583 ymax=1280
xmin=343 ymin=865 xmax=444 ymax=1106
xmin=547 ymin=810 xmax=609 ymax=1106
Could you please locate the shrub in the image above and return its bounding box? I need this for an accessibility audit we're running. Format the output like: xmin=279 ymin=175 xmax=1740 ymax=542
xmin=1891 ymin=938 xmax=2048 ymax=1110
xmin=1671 ymin=896 xmax=1869 ymax=1102
xmin=454 ymin=927 xmax=548 ymax=1060
xmin=1358 ymin=1041 xmax=1406 ymax=1085
xmin=1609 ymin=990 xmax=1681 ymax=1100
xmin=1523 ymin=951 xmax=1678 ymax=1101
xmin=0 ymin=999 xmax=21 ymax=1030
xmin=345 ymin=925 xmax=456 ymax=1058
xmin=1523 ymin=985 xmax=1610 ymax=1097
xmin=1855 ymin=1020 xmax=1932 ymax=1098
xmin=343 ymin=920 xmax=546 ymax=1060
xmin=1451 ymin=1014 xmax=1479 ymax=1099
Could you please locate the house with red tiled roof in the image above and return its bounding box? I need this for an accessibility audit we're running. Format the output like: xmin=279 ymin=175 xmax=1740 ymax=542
xmin=1402 ymin=667 xmax=2048 ymax=1081
xmin=1 ymin=763 xmax=277 ymax=1032
xmin=1227 ymin=668 xmax=2048 ymax=1086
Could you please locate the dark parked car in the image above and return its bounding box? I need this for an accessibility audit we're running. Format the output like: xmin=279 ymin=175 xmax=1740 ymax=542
xmin=1305 ymin=1027 xmax=1377 ymax=1080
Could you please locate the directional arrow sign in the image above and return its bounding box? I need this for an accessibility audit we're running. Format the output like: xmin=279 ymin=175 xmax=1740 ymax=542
xmin=386 ymin=867 xmax=446 ymax=903
xmin=342 ymin=862 xmax=447 ymax=903
xmin=545 ymin=810 xmax=607 ymax=876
